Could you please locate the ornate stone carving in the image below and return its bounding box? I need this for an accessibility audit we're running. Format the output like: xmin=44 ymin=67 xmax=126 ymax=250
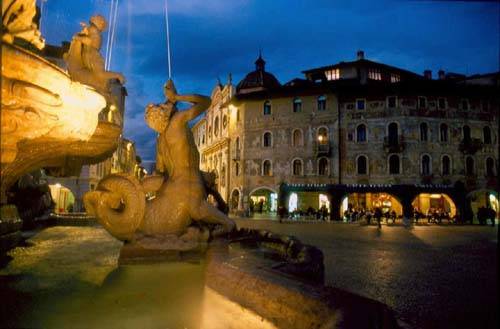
xmin=63 ymin=15 xmax=125 ymax=95
xmin=2 ymin=0 xmax=45 ymax=49
xmin=84 ymin=80 xmax=235 ymax=250
xmin=0 ymin=42 xmax=116 ymax=202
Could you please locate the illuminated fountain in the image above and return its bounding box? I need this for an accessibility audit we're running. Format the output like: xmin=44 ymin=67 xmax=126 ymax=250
xmin=1 ymin=1 xmax=124 ymax=247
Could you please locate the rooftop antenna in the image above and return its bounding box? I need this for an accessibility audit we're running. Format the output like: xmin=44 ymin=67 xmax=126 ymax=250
xmin=164 ymin=0 xmax=172 ymax=79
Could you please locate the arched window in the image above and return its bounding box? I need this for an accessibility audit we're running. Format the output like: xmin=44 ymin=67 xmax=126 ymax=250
xmin=463 ymin=125 xmax=471 ymax=142
xmin=292 ymin=129 xmax=303 ymax=147
xmin=421 ymin=155 xmax=431 ymax=175
xmin=293 ymin=98 xmax=302 ymax=113
xmin=262 ymin=160 xmax=272 ymax=176
xmin=356 ymin=124 xmax=366 ymax=142
xmin=263 ymin=132 xmax=272 ymax=147
xmin=317 ymin=127 xmax=328 ymax=144
xmin=235 ymin=137 xmax=240 ymax=151
xmin=214 ymin=117 xmax=220 ymax=137
xmin=486 ymin=157 xmax=495 ymax=176
xmin=263 ymin=100 xmax=271 ymax=115
xmin=388 ymin=122 xmax=398 ymax=144
xmin=483 ymin=126 xmax=492 ymax=144
xmin=357 ymin=156 xmax=367 ymax=175
xmin=420 ymin=122 xmax=428 ymax=142
xmin=389 ymin=154 xmax=400 ymax=174
xmin=466 ymin=157 xmax=474 ymax=176
xmin=293 ymin=159 xmax=303 ymax=176
xmin=318 ymin=158 xmax=328 ymax=176
xmin=442 ymin=155 xmax=451 ymax=176
xmin=221 ymin=165 xmax=226 ymax=187
xmin=440 ymin=123 xmax=448 ymax=142
xmin=317 ymin=95 xmax=326 ymax=111
xmin=235 ymin=162 xmax=240 ymax=176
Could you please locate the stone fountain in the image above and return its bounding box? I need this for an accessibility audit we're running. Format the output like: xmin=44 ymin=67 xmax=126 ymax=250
xmin=1 ymin=1 xmax=125 ymax=250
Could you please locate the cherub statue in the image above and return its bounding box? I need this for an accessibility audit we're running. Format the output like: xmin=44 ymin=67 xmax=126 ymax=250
xmin=64 ymin=15 xmax=125 ymax=94
xmin=84 ymin=80 xmax=235 ymax=251
xmin=2 ymin=0 xmax=45 ymax=49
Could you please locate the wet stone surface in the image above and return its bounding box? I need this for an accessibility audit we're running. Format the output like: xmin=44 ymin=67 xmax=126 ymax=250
xmin=233 ymin=218 xmax=498 ymax=329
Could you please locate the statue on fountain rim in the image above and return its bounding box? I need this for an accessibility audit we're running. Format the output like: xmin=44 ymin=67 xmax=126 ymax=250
xmin=64 ymin=15 xmax=125 ymax=94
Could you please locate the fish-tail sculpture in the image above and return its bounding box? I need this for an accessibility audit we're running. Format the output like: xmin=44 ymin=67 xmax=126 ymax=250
xmin=84 ymin=174 xmax=145 ymax=241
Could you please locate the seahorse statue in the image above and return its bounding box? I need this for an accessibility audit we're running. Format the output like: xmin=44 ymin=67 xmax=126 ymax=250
xmin=84 ymin=80 xmax=235 ymax=249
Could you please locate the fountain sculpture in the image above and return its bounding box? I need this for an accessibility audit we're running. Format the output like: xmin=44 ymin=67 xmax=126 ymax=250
xmin=84 ymin=80 xmax=235 ymax=255
xmin=1 ymin=1 xmax=125 ymax=250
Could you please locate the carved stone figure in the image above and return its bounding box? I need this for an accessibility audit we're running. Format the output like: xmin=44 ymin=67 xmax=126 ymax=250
xmin=64 ymin=15 xmax=125 ymax=94
xmin=84 ymin=80 xmax=235 ymax=250
xmin=2 ymin=0 xmax=45 ymax=49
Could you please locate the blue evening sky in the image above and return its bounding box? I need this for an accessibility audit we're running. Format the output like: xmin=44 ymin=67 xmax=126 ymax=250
xmin=40 ymin=0 xmax=499 ymax=161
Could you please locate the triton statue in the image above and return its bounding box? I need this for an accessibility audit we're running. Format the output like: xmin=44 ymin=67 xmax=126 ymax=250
xmin=84 ymin=80 xmax=235 ymax=251
xmin=64 ymin=15 xmax=125 ymax=94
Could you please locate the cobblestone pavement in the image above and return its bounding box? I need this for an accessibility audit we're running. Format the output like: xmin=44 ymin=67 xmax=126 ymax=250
xmin=233 ymin=217 xmax=498 ymax=329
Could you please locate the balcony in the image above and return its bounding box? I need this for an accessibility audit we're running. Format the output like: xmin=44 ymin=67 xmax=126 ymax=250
xmin=458 ymin=138 xmax=483 ymax=155
xmin=383 ymin=136 xmax=404 ymax=153
xmin=314 ymin=141 xmax=331 ymax=157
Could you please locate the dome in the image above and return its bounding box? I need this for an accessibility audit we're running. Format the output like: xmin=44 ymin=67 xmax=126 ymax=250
xmin=236 ymin=54 xmax=281 ymax=94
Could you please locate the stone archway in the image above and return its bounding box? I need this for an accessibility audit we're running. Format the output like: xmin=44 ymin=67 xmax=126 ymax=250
xmin=249 ymin=187 xmax=278 ymax=214
xmin=230 ymin=189 xmax=240 ymax=211
xmin=467 ymin=189 xmax=499 ymax=222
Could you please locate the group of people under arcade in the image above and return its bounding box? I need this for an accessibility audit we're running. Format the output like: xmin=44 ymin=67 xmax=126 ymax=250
xmin=411 ymin=207 xmax=454 ymax=224
xmin=343 ymin=206 xmax=398 ymax=228
xmin=277 ymin=205 xmax=330 ymax=221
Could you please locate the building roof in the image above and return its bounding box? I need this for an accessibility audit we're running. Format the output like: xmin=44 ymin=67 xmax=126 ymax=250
xmin=302 ymin=58 xmax=423 ymax=80
xmin=236 ymin=54 xmax=281 ymax=94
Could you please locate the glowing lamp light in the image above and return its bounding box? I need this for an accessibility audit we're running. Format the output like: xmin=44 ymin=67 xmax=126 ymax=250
xmin=55 ymin=183 xmax=61 ymax=188
xmin=430 ymin=194 xmax=442 ymax=199
xmin=318 ymin=135 xmax=324 ymax=142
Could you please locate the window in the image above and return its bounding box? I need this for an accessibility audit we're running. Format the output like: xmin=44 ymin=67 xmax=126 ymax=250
xmin=317 ymin=127 xmax=328 ymax=144
xmin=463 ymin=125 xmax=471 ymax=142
xmin=420 ymin=123 xmax=428 ymax=142
xmin=325 ymin=68 xmax=340 ymax=80
xmin=293 ymin=159 xmax=303 ymax=176
xmin=387 ymin=96 xmax=397 ymax=109
xmin=466 ymin=157 xmax=474 ymax=176
xmin=356 ymin=124 xmax=367 ymax=142
xmin=263 ymin=132 xmax=272 ymax=147
xmin=388 ymin=122 xmax=399 ymax=144
xmin=418 ymin=97 xmax=427 ymax=109
xmin=262 ymin=160 xmax=272 ymax=176
xmin=438 ymin=98 xmax=446 ymax=110
xmin=235 ymin=137 xmax=240 ymax=151
xmin=214 ymin=117 xmax=219 ymax=136
xmin=461 ymin=99 xmax=469 ymax=111
xmin=318 ymin=158 xmax=328 ymax=176
xmin=222 ymin=115 xmax=228 ymax=128
xmin=421 ymin=155 xmax=431 ymax=175
xmin=263 ymin=100 xmax=271 ymax=115
xmin=390 ymin=74 xmax=400 ymax=83
xmin=293 ymin=98 xmax=302 ymax=113
xmin=235 ymin=162 xmax=240 ymax=176
xmin=292 ymin=129 xmax=303 ymax=147
xmin=368 ymin=68 xmax=381 ymax=80
xmin=483 ymin=126 xmax=492 ymax=144
xmin=236 ymin=109 xmax=240 ymax=122
xmin=482 ymin=100 xmax=490 ymax=112
xmin=317 ymin=95 xmax=326 ymax=111
xmin=356 ymin=99 xmax=365 ymax=110
xmin=442 ymin=155 xmax=451 ymax=176
xmin=486 ymin=157 xmax=495 ymax=176
xmin=357 ymin=156 xmax=367 ymax=175
xmin=440 ymin=124 xmax=448 ymax=142
xmin=389 ymin=155 xmax=400 ymax=174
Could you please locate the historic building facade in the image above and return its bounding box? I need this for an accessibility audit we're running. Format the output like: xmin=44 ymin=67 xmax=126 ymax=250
xmin=193 ymin=51 xmax=499 ymax=220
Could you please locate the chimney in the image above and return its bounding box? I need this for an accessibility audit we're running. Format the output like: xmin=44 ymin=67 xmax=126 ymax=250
xmin=438 ymin=70 xmax=445 ymax=80
xmin=357 ymin=50 xmax=365 ymax=60
xmin=424 ymin=70 xmax=432 ymax=79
